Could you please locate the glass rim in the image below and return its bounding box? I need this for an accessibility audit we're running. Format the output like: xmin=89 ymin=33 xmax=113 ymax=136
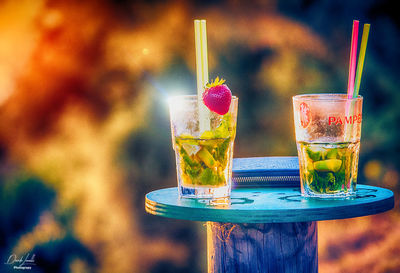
xmin=168 ymin=94 xmax=238 ymax=102
xmin=293 ymin=93 xmax=363 ymax=102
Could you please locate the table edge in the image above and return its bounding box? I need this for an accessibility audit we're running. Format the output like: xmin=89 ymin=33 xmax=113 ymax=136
xmin=145 ymin=185 xmax=395 ymax=223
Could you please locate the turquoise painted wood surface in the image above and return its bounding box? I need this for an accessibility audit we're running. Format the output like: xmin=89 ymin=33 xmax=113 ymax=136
xmin=207 ymin=222 xmax=318 ymax=273
xmin=145 ymin=185 xmax=394 ymax=223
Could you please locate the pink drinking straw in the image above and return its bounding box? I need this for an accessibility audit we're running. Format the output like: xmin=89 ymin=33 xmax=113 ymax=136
xmin=347 ymin=20 xmax=359 ymax=98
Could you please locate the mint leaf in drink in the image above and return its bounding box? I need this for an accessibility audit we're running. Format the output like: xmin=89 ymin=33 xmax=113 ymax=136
xmin=326 ymin=148 xmax=339 ymax=159
xmin=306 ymin=147 xmax=323 ymax=161
xmin=200 ymin=113 xmax=233 ymax=139
xmin=214 ymin=138 xmax=230 ymax=165
xmin=186 ymin=166 xmax=201 ymax=181
xmin=180 ymin=147 xmax=199 ymax=168
xmin=325 ymin=172 xmax=338 ymax=191
xmin=199 ymin=168 xmax=222 ymax=185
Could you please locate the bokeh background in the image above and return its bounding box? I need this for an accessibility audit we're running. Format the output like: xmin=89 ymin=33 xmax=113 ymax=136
xmin=1 ymin=0 xmax=399 ymax=272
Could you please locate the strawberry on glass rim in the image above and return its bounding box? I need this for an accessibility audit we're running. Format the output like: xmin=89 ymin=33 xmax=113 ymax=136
xmin=202 ymin=77 xmax=232 ymax=115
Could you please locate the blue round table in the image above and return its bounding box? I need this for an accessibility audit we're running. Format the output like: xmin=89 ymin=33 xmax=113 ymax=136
xmin=145 ymin=185 xmax=394 ymax=273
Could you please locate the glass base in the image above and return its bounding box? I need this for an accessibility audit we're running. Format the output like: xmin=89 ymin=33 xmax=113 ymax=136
xmin=301 ymin=190 xmax=356 ymax=199
xmin=179 ymin=184 xmax=231 ymax=199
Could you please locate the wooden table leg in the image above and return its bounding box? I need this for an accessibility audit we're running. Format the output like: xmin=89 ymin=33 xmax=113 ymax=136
xmin=207 ymin=222 xmax=318 ymax=273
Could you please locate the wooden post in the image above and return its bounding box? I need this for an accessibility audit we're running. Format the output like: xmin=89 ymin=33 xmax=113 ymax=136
xmin=207 ymin=222 xmax=318 ymax=273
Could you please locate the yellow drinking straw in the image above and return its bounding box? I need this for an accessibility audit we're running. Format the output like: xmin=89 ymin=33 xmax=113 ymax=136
xmin=194 ymin=19 xmax=211 ymax=132
xmin=353 ymin=24 xmax=370 ymax=98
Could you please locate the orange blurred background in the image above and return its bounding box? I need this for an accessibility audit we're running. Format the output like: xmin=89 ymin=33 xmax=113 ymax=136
xmin=0 ymin=0 xmax=399 ymax=272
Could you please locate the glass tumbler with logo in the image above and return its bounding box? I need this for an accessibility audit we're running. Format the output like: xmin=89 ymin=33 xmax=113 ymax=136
xmin=293 ymin=94 xmax=363 ymax=198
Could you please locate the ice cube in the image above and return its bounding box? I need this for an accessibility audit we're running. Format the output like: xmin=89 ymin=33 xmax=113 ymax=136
xmin=182 ymin=143 xmax=201 ymax=156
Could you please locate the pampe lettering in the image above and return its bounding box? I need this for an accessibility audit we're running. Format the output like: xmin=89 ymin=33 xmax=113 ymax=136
xmin=328 ymin=114 xmax=362 ymax=125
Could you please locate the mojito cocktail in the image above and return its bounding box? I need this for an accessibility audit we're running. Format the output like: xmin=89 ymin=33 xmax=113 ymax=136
xmin=293 ymin=94 xmax=363 ymax=198
xmin=171 ymin=20 xmax=238 ymax=198
xmin=169 ymin=91 xmax=238 ymax=198
xmin=298 ymin=141 xmax=360 ymax=195
xmin=175 ymin=114 xmax=235 ymax=188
